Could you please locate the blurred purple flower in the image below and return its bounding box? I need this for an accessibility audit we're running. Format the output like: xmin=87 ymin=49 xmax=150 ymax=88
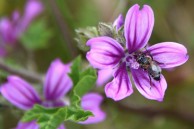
xmin=86 ymin=4 xmax=189 ymax=101
xmin=1 ymin=59 xmax=106 ymax=129
xmin=0 ymin=0 xmax=43 ymax=56
xmin=80 ymin=93 xmax=106 ymax=124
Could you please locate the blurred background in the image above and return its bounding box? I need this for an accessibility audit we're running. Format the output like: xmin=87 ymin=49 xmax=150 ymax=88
xmin=0 ymin=0 xmax=194 ymax=129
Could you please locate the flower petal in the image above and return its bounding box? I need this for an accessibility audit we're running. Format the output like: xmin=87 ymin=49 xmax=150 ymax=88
xmin=131 ymin=68 xmax=167 ymax=101
xmin=58 ymin=124 xmax=66 ymax=129
xmin=20 ymin=0 xmax=43 ymax=31
xmin=1 ymin=76 xmax=41 ymax=110
xmin=148 ymin=42 xmax=189 ymax=68
xmin=12 ymin=11 xmax=20 ymax=22
xmin=124 ymin=4 xmax=154 ymax=53
xmin=41 ymin=100 xmax=65 ymax=108
xmin=15 ymin=121 xmax=39 ymax=129
xmin=96 ymin=68 xmax=113 ymax=86
xmin=0 ymin=47 xmax=7 ymax=57
xmin=113 ymin=14 xmax=124 ymax=31
xmin=80 ymin=93 xmax=106 ymax=124
xmin=86 ymin=36 xmax=124 ymax=69
xmin=44 ymin=59 xmax=72 ymax=100
xmin=0 ymin=18 xmax=17 ymax=44
xmin=105 ymin=63 xmax=133 ymax=101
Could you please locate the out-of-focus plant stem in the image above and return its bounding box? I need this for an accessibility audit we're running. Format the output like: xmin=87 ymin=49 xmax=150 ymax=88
xmin=47 ymin=0 xmax=77 ymax=58
xmin=0 ymin=60 xmax=43 ymax=83
xmin=117 ymin=102 xmax=194 ymax=125
xmin=26 ymin=48 xmax=37 ymax=72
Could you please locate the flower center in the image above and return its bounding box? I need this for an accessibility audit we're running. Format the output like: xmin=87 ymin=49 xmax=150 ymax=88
xmin=123 ymin=50 xmax=162 ymax=81
xmin=122 ymin=52 xmax=140 ymax=69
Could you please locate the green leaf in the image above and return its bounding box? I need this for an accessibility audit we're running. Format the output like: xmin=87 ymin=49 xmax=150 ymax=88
xmin=76 ymin=68 xmax=96 ymax=96
xmin=68 ymin=56 xmax=81 ymax=85
xmin=69 ymin=56 xmax=97 ymax=107
xmin=80 ymin=67 xmax=96 ymax=79
xmin=71 ymin=72 xmax=96 ymax=107
xmin=68 ymin=56 xmax=97 ymax=90
xmin=20 ymin=19 xmax=52 ymax=50
xmin=22 ymin=105 xmax=93 ymax=129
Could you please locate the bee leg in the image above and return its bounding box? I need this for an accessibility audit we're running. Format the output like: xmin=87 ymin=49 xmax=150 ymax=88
xmin=148 ymin=73 xmax=152 ymax=90
xmin=144 ymin=45 xmax=151 ymax=55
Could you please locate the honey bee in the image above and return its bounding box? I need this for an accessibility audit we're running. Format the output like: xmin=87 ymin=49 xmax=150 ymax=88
xmin=135 ymin=51 xmax=162 ymax=81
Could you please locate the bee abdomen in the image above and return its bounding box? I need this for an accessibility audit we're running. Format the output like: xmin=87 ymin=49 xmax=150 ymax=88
xmin=148 ymin=64 xmax=161 ymax=81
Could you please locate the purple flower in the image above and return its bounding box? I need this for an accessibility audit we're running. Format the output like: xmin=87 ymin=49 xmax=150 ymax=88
xmin=96 ymin=68 xmax=112 ymax=86
xmin=0 ymin=0 xmax=43 ymax=56
xmin=1 ymin=59 xmax=106 ymax=129
xmin=86 ymin=4 xmax=189 ymax=101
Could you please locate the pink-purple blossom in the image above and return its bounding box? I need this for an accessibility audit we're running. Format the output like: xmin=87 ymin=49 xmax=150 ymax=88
xmin=0 ymin=0 xmax=43 ymax=56
xmin=0 ymin=59 xmax=106 ymax=129
xmin=86 ymin=4 xmax=189 ymax=101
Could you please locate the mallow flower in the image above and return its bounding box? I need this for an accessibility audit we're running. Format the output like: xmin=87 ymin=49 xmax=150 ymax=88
xmin=86 ymin=4 xmax=188 ymax=101
xmin=0 ymin=59 xmax=106 ymax=129
xmin=0 ymin=0 xmax=43 ymax=56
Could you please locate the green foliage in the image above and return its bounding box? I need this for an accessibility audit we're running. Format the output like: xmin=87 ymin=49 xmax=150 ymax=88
xmin=68 ymin=56 xmax=82 ymax=85
xmin=22 ymin=105 xmax=92 ymax=129
xmin=20 ymin=19 xmax=52 ymax=50
xmin=69 ymin=56 xmax=97 ymax=107
xmin=22 ymin=56 xmax=97 ymax=129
